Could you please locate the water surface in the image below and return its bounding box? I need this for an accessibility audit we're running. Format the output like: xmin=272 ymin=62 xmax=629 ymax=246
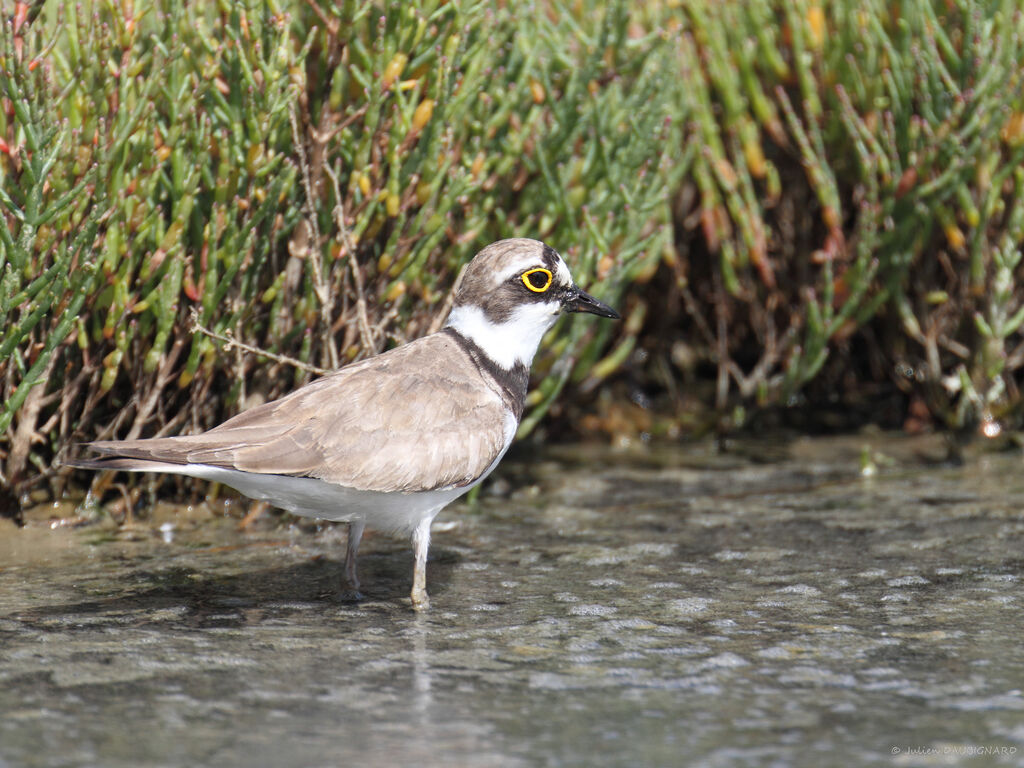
xmin=2 ymin=435 xmax=1023 ymax=767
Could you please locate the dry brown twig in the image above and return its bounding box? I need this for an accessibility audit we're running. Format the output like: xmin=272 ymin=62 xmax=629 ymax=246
xmin=289 ymin=104 xmax=339 ymax=369
xmin=124 ymin=337 xmax=186 ymax=440
xmin=324 ymin=161 xmax=378 ymax=354
xmin=189 ymin=308 xmax=329 ymax=376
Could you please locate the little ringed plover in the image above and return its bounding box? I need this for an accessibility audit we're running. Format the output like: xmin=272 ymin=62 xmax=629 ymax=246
xmin=67 ymin=238 xmax=620 ymax=609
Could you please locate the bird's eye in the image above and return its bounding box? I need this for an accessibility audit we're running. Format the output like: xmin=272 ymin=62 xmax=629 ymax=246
xmin=521 ymin=268 xmax=553 ymax=293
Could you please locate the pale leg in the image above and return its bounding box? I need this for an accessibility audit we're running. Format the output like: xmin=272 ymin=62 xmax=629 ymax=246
xmin=410 ymin=517 xmax=432 ymax=610
xmin=344 ymin=519 xmax=365 ymax=598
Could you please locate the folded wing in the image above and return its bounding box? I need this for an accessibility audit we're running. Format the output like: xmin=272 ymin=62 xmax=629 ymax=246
xmin=84 ymin=333 xmax=511 ymax=493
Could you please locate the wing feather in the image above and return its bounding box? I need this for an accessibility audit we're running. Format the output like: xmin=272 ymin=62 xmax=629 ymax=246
xmin=87 ymin=333 xmax=511 ymax=492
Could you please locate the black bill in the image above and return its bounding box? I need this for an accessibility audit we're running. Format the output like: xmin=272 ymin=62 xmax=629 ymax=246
xmin=563 ymin=286 xmax=621 ymax=319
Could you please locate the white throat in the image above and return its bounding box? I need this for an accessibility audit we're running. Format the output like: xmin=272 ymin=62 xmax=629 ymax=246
xmin=445 ymin=302 xmax=560 ymax=369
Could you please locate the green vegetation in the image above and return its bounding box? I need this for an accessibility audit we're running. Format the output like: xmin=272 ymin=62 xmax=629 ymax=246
xmin=1 ymin=0 xmax=1023 ymax=498
xmin=667 ymin=0 xmax=1024 ymax=438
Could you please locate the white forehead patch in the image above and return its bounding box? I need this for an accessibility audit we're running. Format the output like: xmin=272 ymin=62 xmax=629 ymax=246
xmin=554 ymin=255 xmax=572 ymax=286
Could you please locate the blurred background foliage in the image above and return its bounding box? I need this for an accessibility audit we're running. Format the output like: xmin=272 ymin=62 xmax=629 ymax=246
xmin=1 ymin=0 xmax=1023 ymax=503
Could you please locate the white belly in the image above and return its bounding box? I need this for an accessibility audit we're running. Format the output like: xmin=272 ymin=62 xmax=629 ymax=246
xmin=181 ymin=464 xmax=475 ymax=533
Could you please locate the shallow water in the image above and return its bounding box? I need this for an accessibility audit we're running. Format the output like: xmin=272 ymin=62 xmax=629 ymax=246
xmin=2 ymin=435 xmax=1024 ymax=767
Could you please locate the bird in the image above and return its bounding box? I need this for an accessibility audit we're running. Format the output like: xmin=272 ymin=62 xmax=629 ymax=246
xmin=66 ymin=238 xmax=620 ymax=609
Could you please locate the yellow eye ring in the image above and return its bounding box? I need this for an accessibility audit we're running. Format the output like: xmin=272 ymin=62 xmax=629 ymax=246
xmin=521 ymin=268 xmax=553 ymax=293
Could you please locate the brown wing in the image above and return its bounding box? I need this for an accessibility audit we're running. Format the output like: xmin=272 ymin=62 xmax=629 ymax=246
xmin=85 ymin=333 xmax=511 ymax=492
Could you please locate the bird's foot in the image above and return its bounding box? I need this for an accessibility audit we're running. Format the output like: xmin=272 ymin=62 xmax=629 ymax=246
xmin=410 ymin=586 xmax=430 ymax=611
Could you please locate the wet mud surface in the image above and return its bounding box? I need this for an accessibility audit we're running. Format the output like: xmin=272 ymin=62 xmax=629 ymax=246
xmin=2 ymin=435 xmax=1024 ymax=767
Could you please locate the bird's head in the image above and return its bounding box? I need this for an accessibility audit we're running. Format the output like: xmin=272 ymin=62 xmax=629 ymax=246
xmin=445 ymin=238 xmax=620 ymax=370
